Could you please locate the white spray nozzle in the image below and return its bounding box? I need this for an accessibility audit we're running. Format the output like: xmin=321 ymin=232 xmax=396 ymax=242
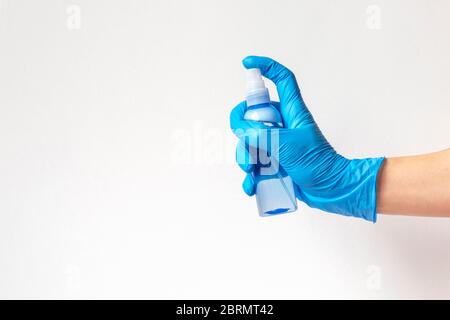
xmin=245 ymin=68 xmax=270 ymax=107
xmin=246 ymin=68 xmax=266 ymax=93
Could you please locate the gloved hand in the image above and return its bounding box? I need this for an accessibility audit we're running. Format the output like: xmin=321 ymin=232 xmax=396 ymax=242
xmin=230 ymin=56 xmax=385 ymax=222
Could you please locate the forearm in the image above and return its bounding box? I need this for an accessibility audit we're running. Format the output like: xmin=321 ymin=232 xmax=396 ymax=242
xmin=376 ymin=149 xmax=450 ymax=216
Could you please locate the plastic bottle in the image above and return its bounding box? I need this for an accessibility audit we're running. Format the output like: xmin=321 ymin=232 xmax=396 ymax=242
xmin=243 ymin=68 xmax=298 ymax=216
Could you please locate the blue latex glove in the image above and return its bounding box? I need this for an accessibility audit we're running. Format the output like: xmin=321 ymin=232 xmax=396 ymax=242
xmin=230 ymin=56 xmax=385 ymax=222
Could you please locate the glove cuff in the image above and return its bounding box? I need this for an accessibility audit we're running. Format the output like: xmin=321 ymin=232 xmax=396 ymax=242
xmin=339 ymin=157 xmax=386 ymax=222
xmin=297 ymin=156 xmax=385 ymax=222
xmin=353 ymin=157 xmax=385 ymax=222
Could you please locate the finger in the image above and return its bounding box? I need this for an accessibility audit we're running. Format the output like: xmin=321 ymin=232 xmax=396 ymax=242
xmin=230 ymin=100 xmax=269 ymax=132
xmin=294 ymin=184 xmax=304 ymax=202
xmin=230 ymin=100 xmax=273 ymax=150
xmin=242 ymin=173 xmax=256 ymax=196
xmin=242 ymin=56 xmax=312 ymax=129
xmin=236 ymin=140 xmax=255 ymax=173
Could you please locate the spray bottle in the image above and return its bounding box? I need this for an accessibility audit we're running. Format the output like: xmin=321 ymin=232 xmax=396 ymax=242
xmin=244 ymin=68 xmax=297 ymax=216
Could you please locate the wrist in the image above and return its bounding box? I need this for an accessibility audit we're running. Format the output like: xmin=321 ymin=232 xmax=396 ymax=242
xmin=345 ymin=157 xmax=385 ymax=222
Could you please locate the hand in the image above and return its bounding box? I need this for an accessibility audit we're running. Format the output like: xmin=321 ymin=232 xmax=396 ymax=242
xmin=230 ymin=56 xmax=385 ymax=222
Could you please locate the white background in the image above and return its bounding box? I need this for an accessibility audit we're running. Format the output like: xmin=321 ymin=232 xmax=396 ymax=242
xmin=0 ymin=0 xmax=449 ymax=299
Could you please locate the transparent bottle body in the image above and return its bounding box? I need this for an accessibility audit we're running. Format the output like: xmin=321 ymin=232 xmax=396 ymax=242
xmin=254 ymin=160 xmax=297 ymax=217
xmin=243 ymin=103 xmax=298 ymax=217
